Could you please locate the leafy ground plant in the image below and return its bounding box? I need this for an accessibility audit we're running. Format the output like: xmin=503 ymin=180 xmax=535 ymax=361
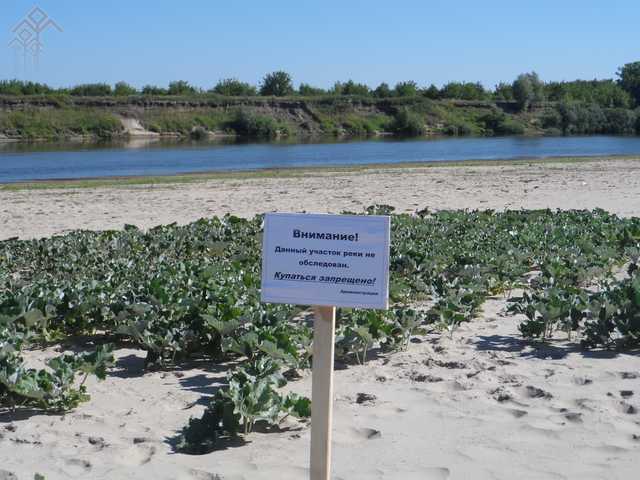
xmin=2 ymin=207 xmax=640 ymax=442
xmin=176 ymin=357 xmax=310 ymax=454
xmin=0 ymin=344 xmax=115 ymax=412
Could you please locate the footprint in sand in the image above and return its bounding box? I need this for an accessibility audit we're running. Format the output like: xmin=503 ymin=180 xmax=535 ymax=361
xmin=549 ymin=410 xmax=583 ymax=425
xmin=393 ymin=466 xmax=450 ymax=480
xmin=184 ymin=469 xmax=222 ymax=480
xmin=115 ymin=441 xmax=157 ymax=466
xmin=504 ymin=408 xmax=528 ymax=419
xmin=60 ymin=459 xmax=92 ymax=477
xmin=615 ymin=401 xmax=636 ymax=415
xmin=518 ymin=385 xmax=553 ymax=399
xmin=333 ymin=427 xmax=382 ymax=444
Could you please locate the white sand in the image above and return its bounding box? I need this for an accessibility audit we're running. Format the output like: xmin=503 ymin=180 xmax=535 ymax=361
xmin=1 ymin=158 xmax=640 ymax=480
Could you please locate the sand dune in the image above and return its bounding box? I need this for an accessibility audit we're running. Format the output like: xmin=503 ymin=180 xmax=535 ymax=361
xmin=1 ymin=157 xmax=639 ymax=479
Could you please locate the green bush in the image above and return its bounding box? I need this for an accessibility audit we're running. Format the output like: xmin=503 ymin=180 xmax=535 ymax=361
xmin=443 ymin=124 xmax=458 ymax=135
xmin=556 ymin=100 xmax=578 ymax=132
xmin=392 ymin=107 xmax=425 ymax=135
xmin=141 ymin=85 xmax=168 ymax=95
xmin=545 ymin=79 xmax=630 ymax=107
xmin=482 ymin=105 xmax=507 ymax=131
xmin=189 ymin=127 xmax=208 ymax=139
xmin=373 ymin=82 xmax=394 ymax=99
xmin=259 ymin=71 xmax=294 ymax=97
xmin=320 ymin=119 xmax=341 ymax=135
xmin=0 ymin=79 xmax=23 ymax=95
xmin=498 ymin=121 xmax=525 ymax=134
xmin=214 ymin=78 xmax=257 ymax=97
xmin=298 ymin=83 xmax=327 ymax=96
xmin=604 ymin=108 xmax=637 ymax=133
xmin=440 ymin=81 xmax=490 ymax=101
xmin=344 ymin=115 xmax=390 ymax=133
xmin=422 ymin=84 xmax=440 ymax=99
xmin=114 ymin=81 xmax=138 ymax=96
xmin=70 ymin=83 xmax=113 ymax=97
xmin=616 ymin=62 xmax=640 ymax=106
xmin=168 ymin=80 xmax=198 ymax=95
xmin=394 ymin=81 xmax=420 ymax=98
xmin=328 ymin=81 xmax=344 ymax=95
xmin=512 ymin=72 xmax=544 ymax=111
xmin=482 ymin=106 xmax=525 ymax=134
xmin=0 ymin=79 xmax=55 ymax=95
xmin=340 ymin=80 xmax=371 ymax=96
xmin=443 ymin=120 xmax=474 ymax=135
xmin=493 ymin=82 xmax=513 ymax=101
xmin=555 ymin=101 xmax=638 ymax=133
xmin=234 ymin=105 xmax=277 ymax=136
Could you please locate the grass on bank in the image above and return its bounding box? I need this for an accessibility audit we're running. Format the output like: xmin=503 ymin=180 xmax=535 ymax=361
xmin=0 ymin=107 xmax=123 ymax=138
xmin=1 ymin=156 xmax=637 ymax=192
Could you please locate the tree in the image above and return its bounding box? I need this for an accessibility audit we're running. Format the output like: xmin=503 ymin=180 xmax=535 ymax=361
xmin=213 ymin=78 xmax=257 ymax=96
xmin=493 ymin=82 xmax=513 ymax=101
xmin=422 ymin=84 xmax=440 ymax=99
xmin=556 ymin=100 xmax=578 ymax=132
xmin=440 ymin=81 xmax=489 ymax=101
xmin=512 ymin=74 xmax=533 ymax=110
xmin=529 ymin=72 xmax=545 ymax=104
xmin=341 ymin=79 xmax=371 ymax=96
xmin=329 ymin=81 xmax=343 ymax=95
xmin=168 ymin=80 xmax=197 ymax=95
xmin=299 ymin=83 xmax=326 ymax=96
xmin=483 ymin=105 xmax=507 ymax=131
xmin=70 ymin=83 xmax=112 ymax=97
xmin=114 ymin=81 xmax=138 ymax=96
xmin=259 ymin=71 xmax=294 ymax=97
xmin=372 ymin=82 xmax=394 ymax=99
xmin=141 ymin=85 xmax=168 ymax=95
xmin=616 ymin=61 xmax=640 ymax=106
xmin=392 ymin=107 xmax=425 ymax=135
xmin=394 ymin=80 xmax=419 ymax=97
xmin=512 ymin=72 xmax=545 ymax=110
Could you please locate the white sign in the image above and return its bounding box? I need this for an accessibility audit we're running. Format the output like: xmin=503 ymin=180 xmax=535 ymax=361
xmin=261 ymin=213 xmax=390 ymax=309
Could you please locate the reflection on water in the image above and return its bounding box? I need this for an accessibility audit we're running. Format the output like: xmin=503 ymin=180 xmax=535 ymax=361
xmin=0 ymin=134 xmax=404 ymax=154
xmin=1 ymin=134 xmax=639 ymax=182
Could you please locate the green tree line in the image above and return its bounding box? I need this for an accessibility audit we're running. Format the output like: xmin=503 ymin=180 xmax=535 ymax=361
xmin=2 ymin=62 xmax=640 ymax=108
xmin=4 ymin=63 xmax=640 ymax=138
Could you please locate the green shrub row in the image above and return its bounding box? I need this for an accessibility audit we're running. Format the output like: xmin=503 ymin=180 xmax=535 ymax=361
xmin=1 ymin=60 xmax=637 ymax=108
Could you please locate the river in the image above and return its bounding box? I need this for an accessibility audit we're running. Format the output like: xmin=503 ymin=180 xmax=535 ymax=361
xmin=1 ymin=134 xmax=640 ymax=182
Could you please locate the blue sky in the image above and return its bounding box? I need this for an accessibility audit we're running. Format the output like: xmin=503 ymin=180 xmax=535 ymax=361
xmin=2 ymin=0 xmax=639 ymax=92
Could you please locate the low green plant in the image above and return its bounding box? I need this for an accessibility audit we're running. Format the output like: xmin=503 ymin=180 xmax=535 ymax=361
xmin=392 ymin=107 xmax=425 ymax=135
xmin=234 ymin=105 xmax=277 ymax=136
xmin=0 ymin=344 xmax=115 ymax=412
xmin=189 ymin=127 xmax=208 ymax=139
xmin=443 ymin=121 xmax=474 ymax=135
xmin=176 ymin=357 xmax=310 ymax=454
xmin=581 ymin=276 xmax=640 ymax=349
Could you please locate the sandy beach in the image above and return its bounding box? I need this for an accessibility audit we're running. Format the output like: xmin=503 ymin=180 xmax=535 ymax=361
xmin=1 ymin=157 xmax=640 ymax=480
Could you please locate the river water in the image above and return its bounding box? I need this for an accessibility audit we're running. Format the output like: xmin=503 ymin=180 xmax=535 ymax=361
xmin=1 ymin=134 xmax=640 ymax=182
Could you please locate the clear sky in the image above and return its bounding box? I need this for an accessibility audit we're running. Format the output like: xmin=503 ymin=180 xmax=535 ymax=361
xmin=2 ymin=0 xmax=639 ymax=92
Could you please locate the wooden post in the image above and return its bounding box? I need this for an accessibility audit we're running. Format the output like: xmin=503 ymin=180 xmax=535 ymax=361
xmin=310 ymin=305 xmax=336 ymax=480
